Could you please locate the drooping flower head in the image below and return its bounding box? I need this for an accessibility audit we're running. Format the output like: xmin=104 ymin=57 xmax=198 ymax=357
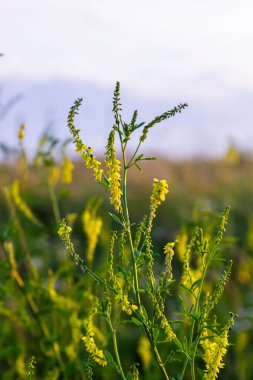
xmin=82 ymin=302 xmax=107 ymax=367
xmin=67 ymin=98 xmax=103 ymax=182
xmin=149 ymin=178 xmax=169 ymax=229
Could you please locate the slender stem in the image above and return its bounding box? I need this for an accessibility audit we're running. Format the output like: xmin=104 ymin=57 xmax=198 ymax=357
xmin=107 ymin=318 xmax=126 ymax=380
xmin=70 ymin=249 xmax=116 ymax=294
xmin=153 ymin=346 xmax=170 ymax=380
xmin=180 ymin=357 xmax=189 ymax=380
xmin=189 ymin=263 xmax=208 ymax=379
xmin=119 ymin=136 xmax=170 ymax=380
xmin=127 ymin=140 xmax=142 ymax=168
xmin=121 ymin=144 xmax=141 ymax=307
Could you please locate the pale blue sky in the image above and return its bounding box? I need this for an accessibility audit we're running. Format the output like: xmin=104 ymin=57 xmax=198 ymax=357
xmin=1 ymin=1 xmax=253 ymax=158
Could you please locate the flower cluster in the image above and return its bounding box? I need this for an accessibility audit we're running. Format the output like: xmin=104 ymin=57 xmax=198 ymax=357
xmin=160 ymin=315 xmax=175 ymax=342
xmin=105 ymin=130 xmax=122 ymax=211
xmin=67 ymin=98 xmax=103 ymax=182
xmin=137 ymin=335 xmax=152 ymax=369
xmin=82 ymin=311 xmax=107 ymax=367
xmin=18 ymin=123 xmax=26 ymax=141
xmin=164 ymin=241 xmax=176 ymax=283
xmin=205 ymin=260 xmax=233 ymax=315
xmin=62 ymin=156 xmax=74 ymax=184
xmin=215 ymin=206 xmax=230 ymax=246
xmin=58 ymin=219 xmax=74 ymax=254
xmin=115 ymin=292 xmax=138 ymax=315
xmin=149 ymin=178 xmax=169 ymax=228
xmin=202 ymin=316 xmax=233 ymax=379
xmin=4 ymin=241 xmax=24 ymax=288
xmin=80 ymin=146 xmax=103 ymax=182
xmin=49 ymin=167 xmax=60 ymax=184
xmin=82 ymin=209 xmax=102 ymax=262
xmin=10 ymin=181 xmax=41 ymax=227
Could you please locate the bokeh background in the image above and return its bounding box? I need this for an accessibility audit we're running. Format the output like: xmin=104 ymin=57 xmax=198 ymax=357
xmin=1 ymin=1 xmax=253 ymax=379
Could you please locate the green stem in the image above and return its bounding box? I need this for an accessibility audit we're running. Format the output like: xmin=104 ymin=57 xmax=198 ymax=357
xmin=122 ymin=145 xmax=141 ymax=307
xmin=153 ymin=346 xmax=170 ymax=380
xmin=179 ymin=357 xmax=189 ymax=380
xmin=71 ymin=248 xmax=116 ymax=294
xmin=107 ymin=318 xmax=126 ymax=380
xmin=189 ymin=263 xmax=208 ymax=379
xmin=48 ymin=180 xmax=61 ymax=223
xmin=127 ymin=140 xmax=142 ymax=168
xmin=119 ymin=137 xmax=170 ymax=380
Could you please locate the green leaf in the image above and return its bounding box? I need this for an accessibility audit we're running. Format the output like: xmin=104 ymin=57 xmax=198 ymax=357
xmin=109 ymin=213 xmax=124 ymax=226
xmin=140 ymin=156 xmax=156 ymax=161
xmin=180 ymin=283 xmax=192 ymax=294
xmin=134 ymin=162 xmax=142 ymax=171
xmin=135 ymin=154 xmax=144 ymax=161
xmin=120 ymin=319 xmax=133 ymax=325
xmin=153 ymin=327 xmax=160 ymax=343
xmin=165 ymin=351 xmax=176 ymax=364
xmin=191 ymin=279 xmax=201 ymax=291
xmin=188 ymin=313 xmax=198 ymax=322
xmin=132 ymin=122 xmax=145 ymax=131
xmin=104 ymin=350 xmax=118 ymax=370
xmin=130 ymin=317 xmax=143 ymax=327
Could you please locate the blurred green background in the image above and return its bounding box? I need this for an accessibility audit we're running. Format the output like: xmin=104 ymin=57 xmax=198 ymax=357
xmin=0 ymin=144 xmax=253 ymax=379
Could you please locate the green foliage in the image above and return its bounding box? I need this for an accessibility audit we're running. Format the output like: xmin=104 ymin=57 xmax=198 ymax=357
xmin=58 ymin=83 xmax=234 ymax=379
xmin=0 ymin=82 xmax=249 ymax=379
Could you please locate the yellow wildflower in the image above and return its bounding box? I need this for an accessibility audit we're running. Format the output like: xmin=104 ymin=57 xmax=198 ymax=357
xmin=58 ymin=219 xmax=74 ymax=253
xmin=82 ymin=208 xmax=102 ymax=262
xmin=176 ymin=231 xmax=188 ymax=262
xmin=202 ymin=317 xmax=233 ymax=380
xmin=105 ymin=130 xmax=122 ymax=212
xmin=149 ymin=178 xmax=169 ymax=228
xmin=115 ymin=292 xmax=138 ymax=315
xmin=16 ymin=355 xmax=26 ymax=378
xmin=151 ymin=178 xmax=169 ymax=205
xmin=122 ymin=294 xmax=138 ymax=315
xmin=66 ymin=212 xmax=78 ymax=227
xmin=81 ymin=146 xmax=103 ymax=182
xmin=203 ymin=333 xmax=228 ymax=379
xmin=10 ymin=180 xmax=41 ymax=227
xmin=67 ymin=98 xmax=103 ymax=182
xmin=82 ymin=313 xmax=107 ymax=367
xmin=18 ymin=123 xmax=26 ymax=140
xmin=62 ymin=156 xmax=74 ymax=184
xmin=164 ymin=241 xmax=176 ymax=283
xmin=49 ymin=166 xmax=60 ymax=184
xmin=160 ymin=315 xmax=175 ymax=342
xmin=137 ymin=335 xmax=152 ymax=369
xmin=4 ymin=241 xmax=24 ymax=287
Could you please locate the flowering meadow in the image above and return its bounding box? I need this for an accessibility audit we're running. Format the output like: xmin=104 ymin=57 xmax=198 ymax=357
xmin=0 ymin=83 xmax=252 ymax=379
